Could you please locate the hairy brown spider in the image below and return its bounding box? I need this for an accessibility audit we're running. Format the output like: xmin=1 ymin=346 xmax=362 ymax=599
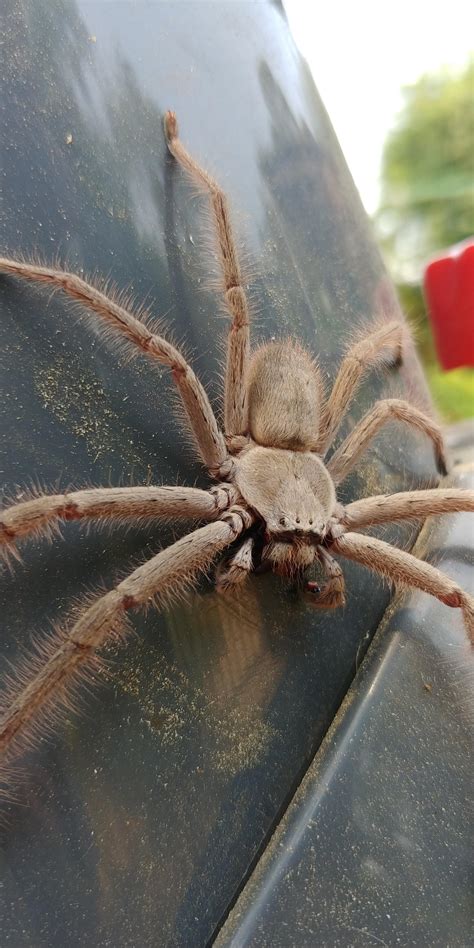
xmin=1 ymin=111 xmax=473 ymax=789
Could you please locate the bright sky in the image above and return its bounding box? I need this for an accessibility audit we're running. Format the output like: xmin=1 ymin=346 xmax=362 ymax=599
xmin=283 ymin=0 xmax=473 ymax=214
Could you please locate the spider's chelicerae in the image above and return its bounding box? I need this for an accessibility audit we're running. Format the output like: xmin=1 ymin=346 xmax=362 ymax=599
xmin=1 ymin=111 xmax=473 ymax=787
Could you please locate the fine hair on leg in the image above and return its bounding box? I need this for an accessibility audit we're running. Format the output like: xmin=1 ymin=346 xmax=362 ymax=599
xmin=317 ymin=320 xmax=404 ymax=453
xmin=327 ymin=398 xmax=448 ymax=484
xmin=0 ymin=484 xmax=238 ymax=561
xmin=0 ymin=257 xmax=229 ymax=476
xmin=341 ymin=489 xmax=474 ymax=531
xmin=164 ymin=111 xmax=250 ymax=437
xmin=331 ymin=532 xmax=474 ymax=645
xmin=0 ymin=510 xmax=251 ymax=774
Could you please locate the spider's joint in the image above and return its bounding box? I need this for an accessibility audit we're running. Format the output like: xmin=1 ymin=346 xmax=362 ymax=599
xmin=70 ymin=638 xmax=93 ymax=651
xmin=326 ymin=520 xmax=346 ymax=542
xmin=140 ymin=332 xmax=156 ymax=353
xmin=0 ymin=522 xmax=15 ymax=541
xmin=210 ymin=483 xmax=239 ymax=514
xmin=224 ymin=286 xmax=249 ymax=325
xmin=225 ymin=434 xmax=250 ymax=453
xmin=211 ymin=456 xmax=236 ymax=481
xmin=61 ymin=501 xmax=81 ymax=521
xmin=222 ymin=505 xmax=253 ymax=537
xmin=171 ymin=362 xmax=186 ymax=380
xmin=121 ymin=594 xmax=138 ymax=611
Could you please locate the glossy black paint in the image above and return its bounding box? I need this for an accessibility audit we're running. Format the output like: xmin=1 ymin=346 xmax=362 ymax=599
xmin=0 ymin=2 xmax=443 ymax=945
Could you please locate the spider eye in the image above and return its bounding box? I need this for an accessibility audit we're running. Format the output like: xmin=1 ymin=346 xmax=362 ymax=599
xmin=279 ymin=517 xmax=287 ymax=526
xmin=295 ymin=517 xmax=300 ymax=524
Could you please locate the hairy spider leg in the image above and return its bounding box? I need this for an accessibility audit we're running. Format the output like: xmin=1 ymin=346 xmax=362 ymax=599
xmin=0 ymin=257 xmax=230 ymax=478
xmin=0 ymin=508 xmax=252 ymax=773
xmin=164 ymin=111 xmax=251 ymax=439
xmin=327 ymin=398 xmax=448 ymax=482
xmin=341 ymin=488 xmax=474 ymax=530
xmin=0 ymin=485 xmax=238 ymax=562
xmin=318 ymin=320 xmax=404 ymax=452
xmin=331 ymin=531 xmax=474 ymax=644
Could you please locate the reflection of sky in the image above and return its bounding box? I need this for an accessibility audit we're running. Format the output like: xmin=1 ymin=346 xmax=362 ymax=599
xmin=78 ymin=1 xmax=322 ymax=250
xmin=284 ymin=0 xmax=473 ymax=214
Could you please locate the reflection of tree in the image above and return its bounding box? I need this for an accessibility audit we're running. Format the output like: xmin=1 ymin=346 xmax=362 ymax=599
xmin=2 ymin=0 xmax=169 ymax=294
xmin=256 ymin=62 xmax=394 ymax=364
xmin=376 ymin=61 xmax=474 ymax=422
xmin=1 ymin=0 xmax=224 ymax=485
xmin=44 ymin=581 xmax=282 ymax=947
xmin=378 ymin=61 xmax=474 ymax=278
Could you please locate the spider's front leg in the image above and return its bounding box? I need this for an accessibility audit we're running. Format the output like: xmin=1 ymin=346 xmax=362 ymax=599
xmin=0 ymin=506 xmax=253 ymax=773
xmin=164 ymin=111 xmax=251 ymax=438
xmin=0 ymin=257 xmax=231 ymax=479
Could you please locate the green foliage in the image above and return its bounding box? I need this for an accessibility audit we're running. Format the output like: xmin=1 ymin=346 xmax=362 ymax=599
xmin=425 ymin=366 xmax=474 ymax=423
xmin=396 ymin=283 xmax=473 ymax=422
xmin=377 ymin=60 xmax=474 ymax=422
xmin=396 ymin=282 xmax=435 ymax=362
xmin=378 ymin=60 xmax=474 ymax=275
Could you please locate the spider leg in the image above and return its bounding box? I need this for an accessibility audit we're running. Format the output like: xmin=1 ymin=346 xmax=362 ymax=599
xmin=0 ymin=257 xmax=230 ymax=478
xmin=330 ymin=532 xmax=474 ymax=646
xmin=327 ymin=398 xmax=448 ymax=484
xmin=341 ymin=488 xmax=474 ymax=531
xmin=317 ymin=320 xmax=404 ymax=452
xmin=306 ymin=547 xmax=346 ymax=609
xmin=1 ymin=484 xmax=238 ymax=561
xmin=164 ymin=111 xmax=250 ymax=439
xmin=215 ymin=536 xmax=254 ymax=592
xmin=0 ymin=506 xmax=252 ymax=771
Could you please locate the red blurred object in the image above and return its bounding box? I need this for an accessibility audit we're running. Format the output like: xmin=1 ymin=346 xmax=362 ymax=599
xmin=423 ymin=239 xmax=474 ymax=370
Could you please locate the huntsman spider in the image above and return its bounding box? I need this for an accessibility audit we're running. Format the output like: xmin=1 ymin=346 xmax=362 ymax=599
xmin=1 ymin=111 xmax=473 ymax=790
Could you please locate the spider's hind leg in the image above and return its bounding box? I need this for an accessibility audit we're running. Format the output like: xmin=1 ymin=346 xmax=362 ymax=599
xmin=318 ymin=320 xmax=405 ymax=453
xmin=327 ymin=398 xmax=448 ymax=484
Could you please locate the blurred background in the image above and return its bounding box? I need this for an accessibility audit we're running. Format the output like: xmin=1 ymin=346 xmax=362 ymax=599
xmin=284 ymin=0 xmax=474 ymax=422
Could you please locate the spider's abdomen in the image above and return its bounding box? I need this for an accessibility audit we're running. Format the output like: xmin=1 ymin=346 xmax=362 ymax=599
xmin=246 ymin=341 xmax=322 ymax=451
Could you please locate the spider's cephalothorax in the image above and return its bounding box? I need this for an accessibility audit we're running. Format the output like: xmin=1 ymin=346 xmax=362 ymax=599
xmin=233 ymin=442 xmax=337 ymax=578
xmin=0 ymin=111 xmax=473 ymax=790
